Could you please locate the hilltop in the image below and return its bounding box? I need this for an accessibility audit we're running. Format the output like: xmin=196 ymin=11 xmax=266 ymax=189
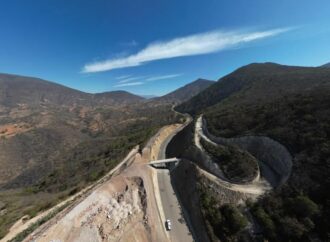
xmin=177 ymin=63 xmax=330 ymax=114
xmin=154 ymin=78 xmax=214 ymax=103
xmin=0 ymin=73 xmax=145 ymax=108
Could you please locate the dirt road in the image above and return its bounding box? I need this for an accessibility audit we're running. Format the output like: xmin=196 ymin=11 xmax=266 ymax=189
xmin=194 ymin=116 xmax=271 ymax=195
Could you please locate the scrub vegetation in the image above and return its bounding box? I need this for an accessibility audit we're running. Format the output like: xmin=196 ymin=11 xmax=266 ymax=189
xmin=200 ymin=138 xmax=258 ymax=183
xmin=177 ymin=63 xmax=330 ymax=241
xmin=198 ymin=181 xmax=248 ymax=242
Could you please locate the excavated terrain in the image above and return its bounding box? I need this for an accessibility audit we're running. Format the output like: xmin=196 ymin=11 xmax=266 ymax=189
xmin=1 ymin=123 xmax=183 ymax=242
xmin=201 ymin=116 xmax=292 ymax=187
xmin=24 ymin=176 xmax=150 ymax=242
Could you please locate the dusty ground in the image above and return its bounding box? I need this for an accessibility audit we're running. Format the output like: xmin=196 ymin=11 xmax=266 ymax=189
xmin=0 ymin=123 xmax=31 ymax=138
xmin=0 ymin=148 xmax=139 ymax=242
xmin=194 ymin=115 xmax=271 ymax=196
xmin=29 ymin=176 xmax=150 ymax=242
xmin=2 ymin=124 xmax=181 ymax=242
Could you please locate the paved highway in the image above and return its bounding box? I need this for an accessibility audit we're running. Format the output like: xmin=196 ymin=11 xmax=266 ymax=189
xmin=156 ymin=121 xmax=194 ymax=242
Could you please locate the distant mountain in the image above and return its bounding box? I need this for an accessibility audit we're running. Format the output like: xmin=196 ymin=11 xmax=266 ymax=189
xmin=154 ymin=78 xmax=214 ymax=103
xmin=177 ymin=63 xmax=330 ymax=114
xmin=140 ymin=94 xmax=158 ymax=99
xmin=0 ymin=73 xmax=144 ymax=107
xmin=321 ymin=62 xmax=330 ymax=68
xmin=0 ymin=73 xmax=87 ymax=107
xmin=94 ymin=90 xmax=144 ymax=105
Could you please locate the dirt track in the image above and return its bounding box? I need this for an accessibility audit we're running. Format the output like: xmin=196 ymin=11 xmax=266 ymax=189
xmin=194 ymin=116 xmax=271 ymax=196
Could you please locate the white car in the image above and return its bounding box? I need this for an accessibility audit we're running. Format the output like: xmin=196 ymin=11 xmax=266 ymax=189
xmin=165 ymin=219 xmax=172 ymax=231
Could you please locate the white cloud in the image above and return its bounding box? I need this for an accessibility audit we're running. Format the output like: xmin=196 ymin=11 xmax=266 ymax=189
xmin=114 ymin=82 xmax=144 ymax=87
xmin=83 ymin=27 xmax=292 ymax=73
xmin=114 ymin=73 xmax=182 ymax=88
xmin=118 ymin=76 xmax=145 ymax=83
xmin=145 ymin=73 xmax=183 ymax=81
xmin=116 ymin=75 xmax=131 ymax=80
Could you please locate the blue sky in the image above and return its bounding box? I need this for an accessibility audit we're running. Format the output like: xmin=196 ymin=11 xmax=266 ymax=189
xmin=1 ymin=0 xmax=330 ymax=96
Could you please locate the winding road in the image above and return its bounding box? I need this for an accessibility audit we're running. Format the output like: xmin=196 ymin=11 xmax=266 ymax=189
xmin=195 ymin=115 xmax=271 ymax=194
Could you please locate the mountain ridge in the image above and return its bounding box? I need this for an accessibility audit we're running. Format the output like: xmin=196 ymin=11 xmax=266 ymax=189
xmin=176 ymin=62 xmax=330 ymax=114
xmin=321 ymin=62 xmax=330 ymax=68
xmin=0 ymin=73 xmax=215 ymax=106
xmin=154 ymin=78 xmax=214 ymax=103
xmin=0 ymin=73 xmax=145 ymax=107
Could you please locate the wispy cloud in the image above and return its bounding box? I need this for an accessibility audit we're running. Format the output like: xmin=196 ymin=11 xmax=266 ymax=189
xmin=114 ymin=82 xmax=144 ymax=87
xmin=83 ymin=27 xmax=292 ymax=73
xmin=113 ymin=73 xmax=183 ymax=88
xmin=146 ymin=73 xmax=183 ymax=81
xmin=118 ymin=76 xmax=144 ymax=83
xmin=116 ymin=75 xmax=131 ymax=80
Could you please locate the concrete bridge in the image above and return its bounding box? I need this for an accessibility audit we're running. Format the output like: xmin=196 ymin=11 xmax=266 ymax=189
xmin=148 ymin=158 xmax=180 ymax=169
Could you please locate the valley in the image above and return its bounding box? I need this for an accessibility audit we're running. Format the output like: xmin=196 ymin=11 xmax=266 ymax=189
xmin=0 ymin=62 xmax=329 ymax=242
xmin=1 ymin=1 xmax=329 ymax=241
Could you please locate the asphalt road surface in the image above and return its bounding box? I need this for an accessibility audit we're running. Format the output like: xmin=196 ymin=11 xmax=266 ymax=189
xmin=156 ymin=124 xmax=194 ymax=242
xmin=157 ymin=169 xmax=194 ymax=242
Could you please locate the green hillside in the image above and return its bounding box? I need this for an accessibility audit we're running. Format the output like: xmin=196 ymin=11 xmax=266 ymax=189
xmin=177 ymin=63 xmax=330 ymax=241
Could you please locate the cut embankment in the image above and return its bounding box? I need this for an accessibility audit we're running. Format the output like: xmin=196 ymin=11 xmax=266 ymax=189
xmin=201 ymin=116 xmax=292 ymax=187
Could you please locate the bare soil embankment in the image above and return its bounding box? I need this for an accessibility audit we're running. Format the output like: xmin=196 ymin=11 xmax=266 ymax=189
xmin=201 ymin=116 xmax=292 ymax=187
xmin=166 ymin=116 xmax=273 ymax=242
xmin=29 ymin=176 xmax=150 ymax=242
xmin=1 ymin=147 xmax=140 ymax=242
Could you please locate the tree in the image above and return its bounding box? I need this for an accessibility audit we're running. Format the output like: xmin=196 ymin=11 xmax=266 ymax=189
xmin=280 ymin=217 xmax=307 ymax=239
xmin=291 ymin=196 xmax=319 ymax=218
xmin=221 ymin=204 xmax=248 ymax=234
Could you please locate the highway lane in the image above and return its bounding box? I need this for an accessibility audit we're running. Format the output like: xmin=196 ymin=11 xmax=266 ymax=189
xmin=157 ymin=169 xmax=193 ymax=242
xmin=156 ymin=119 xmax=194 ymax=242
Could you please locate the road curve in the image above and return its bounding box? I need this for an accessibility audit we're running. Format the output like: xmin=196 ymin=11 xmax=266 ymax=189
xmin=195 ymin=115 xmax=271 ymax=194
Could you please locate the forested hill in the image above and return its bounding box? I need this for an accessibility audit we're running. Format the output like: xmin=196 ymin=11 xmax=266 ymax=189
xmin=321 ymin=62 xmax=330 ymax=68
xmin=176 ymin=63 xmax=330 ymax=114
xmin=176 ymin=62 xmax=330 ymax=241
